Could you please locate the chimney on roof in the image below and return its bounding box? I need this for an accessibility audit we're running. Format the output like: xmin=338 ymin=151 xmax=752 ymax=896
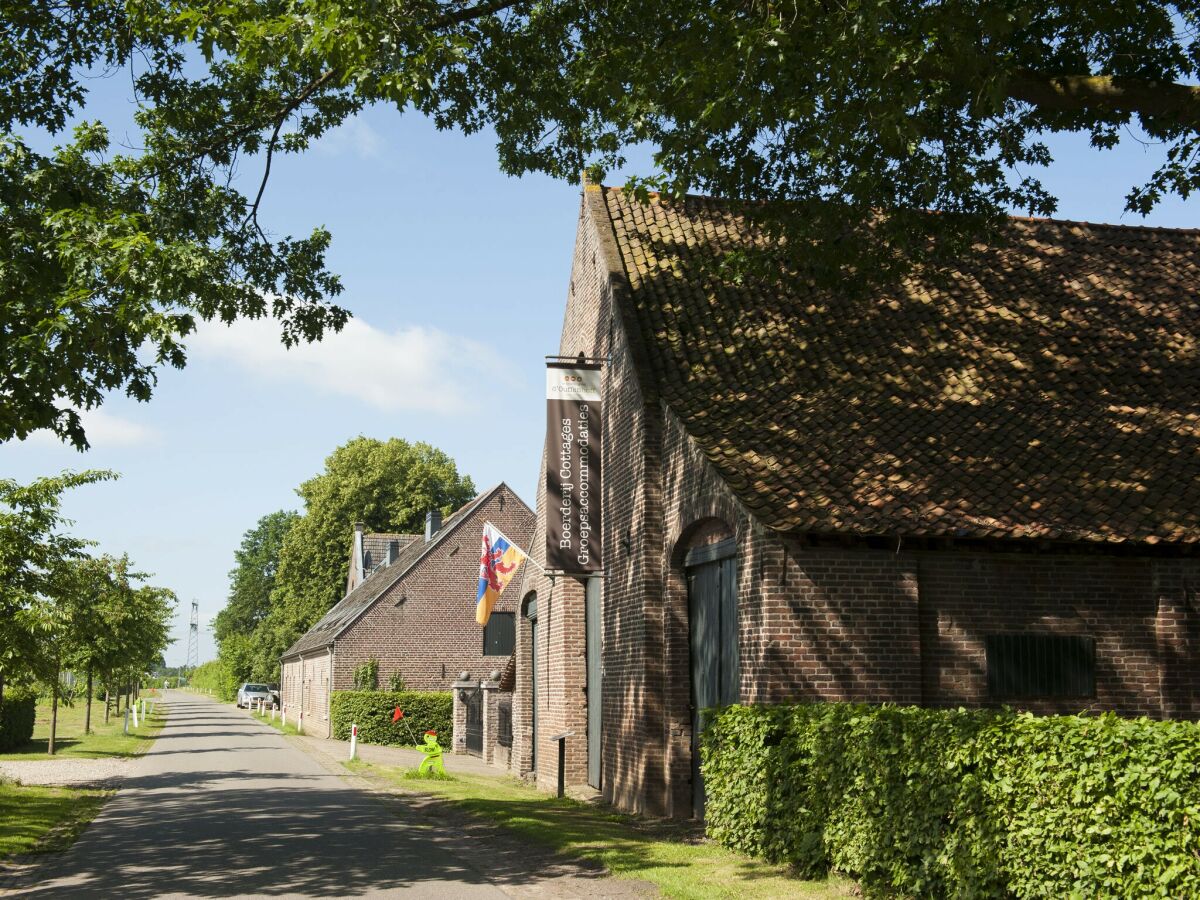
xmin=425 ymin=509 xmax=442 ymax=543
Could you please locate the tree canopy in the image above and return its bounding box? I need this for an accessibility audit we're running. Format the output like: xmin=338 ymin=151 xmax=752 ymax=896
xmin=212 ymin=509 xmax=298 ymax=646
xmin=211 ymin=437 xmax=475 ymax=683
xmin=0 ymin=471 xmax=113 ymax=692
xmin=5 ymin=0 xmax=1200 ymax=442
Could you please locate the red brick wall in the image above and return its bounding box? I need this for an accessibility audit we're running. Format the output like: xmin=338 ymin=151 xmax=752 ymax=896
xmin=514 ymin=185 xmax=1200 ymax=818
xmin=511 ymin=194 xmax=612 ymax=794
xmin=331 ymin=485 xmax=534 ymax=697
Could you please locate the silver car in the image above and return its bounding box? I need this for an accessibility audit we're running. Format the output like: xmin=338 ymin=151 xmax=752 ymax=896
xmin=237 ymin=683 xmax=273 ymax=708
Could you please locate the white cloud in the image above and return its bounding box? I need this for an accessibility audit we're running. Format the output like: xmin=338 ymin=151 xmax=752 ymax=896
xmin=189 ymin=315 xmax=519 ymax=414
xmin=27 ymin=407 xmax=161 ymax=450
xmin=312 ymin=117 xmax=384 ymax=160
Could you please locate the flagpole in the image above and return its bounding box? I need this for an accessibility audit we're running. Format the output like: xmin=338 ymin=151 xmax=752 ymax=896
xmin=485 ymin=521 xmax=549 ymax=574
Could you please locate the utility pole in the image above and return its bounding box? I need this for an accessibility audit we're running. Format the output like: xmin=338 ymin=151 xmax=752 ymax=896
xmin=185 ymin=600 xmax=200 ymax=673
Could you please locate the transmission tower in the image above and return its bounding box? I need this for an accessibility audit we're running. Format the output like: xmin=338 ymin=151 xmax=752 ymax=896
xmin=185 ymin=600 xmax=200 ymax=671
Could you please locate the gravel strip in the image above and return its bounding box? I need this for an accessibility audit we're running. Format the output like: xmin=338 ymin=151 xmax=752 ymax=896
xmin=0 ymin=757 xmax=132 ymax=788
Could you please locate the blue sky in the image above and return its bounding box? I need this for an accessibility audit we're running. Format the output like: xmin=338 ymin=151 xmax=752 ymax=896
xmin=2 ymin=88 xmax=1195 ymax=666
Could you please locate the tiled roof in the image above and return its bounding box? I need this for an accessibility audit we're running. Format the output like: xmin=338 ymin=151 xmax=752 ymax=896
xmin=598 ymin=188 xmax=1200 ymax=545
xmin=281 ymin=486 xmax=502 ymax=659
xmin=362 ymin=533 xmax=421 ymax=573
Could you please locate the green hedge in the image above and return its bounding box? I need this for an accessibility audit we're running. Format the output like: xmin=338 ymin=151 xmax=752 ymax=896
xmin=330 ymin=691 xmax=452 ymax=745
xmin=0 ymin=688 xmax=37 ymax=752
xmin=702 ymin=704 xmax=1200 ymax=898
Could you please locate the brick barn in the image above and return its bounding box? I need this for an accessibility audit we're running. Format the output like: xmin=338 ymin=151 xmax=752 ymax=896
xmin=510 ymin=181 xmax=1200 ymax=818
xmin=280 ymin=483 xmax=533 ymax=737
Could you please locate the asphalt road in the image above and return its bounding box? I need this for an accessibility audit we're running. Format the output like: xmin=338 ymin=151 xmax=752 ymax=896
xmin=11 ymin=691 xmax=538 ymax=898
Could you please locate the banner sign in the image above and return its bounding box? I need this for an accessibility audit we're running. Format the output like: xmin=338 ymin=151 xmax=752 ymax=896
xmin=546 ymin=362 xmax=603 ymax=574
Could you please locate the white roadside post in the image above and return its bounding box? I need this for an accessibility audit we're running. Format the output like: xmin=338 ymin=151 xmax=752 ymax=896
xmin=281 ymin=705 xmax=286 ymax=728
xmin=297 ymin=711 xmax=304 ymax=734
xmin=132 ymin=700 xmax=139 ymax=728
xmin=350 ymin=724 xmax=358 ymax=760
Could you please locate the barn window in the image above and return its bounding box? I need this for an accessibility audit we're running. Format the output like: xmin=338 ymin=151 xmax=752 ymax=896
xmin=483 ymin=612 xmax=515 ymax=656
xmin=986 ymin=634 xmax=1096 ymax=698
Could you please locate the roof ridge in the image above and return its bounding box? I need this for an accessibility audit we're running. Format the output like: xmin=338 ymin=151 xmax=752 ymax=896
xmin=597 ymin=184 xmax=1200 ymax=236
xmin=280 ymin=483 xmax=524 ymax=659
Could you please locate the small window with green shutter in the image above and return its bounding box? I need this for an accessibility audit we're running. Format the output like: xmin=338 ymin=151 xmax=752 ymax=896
xmin=483 ymin=612 xmax=515 ymax=656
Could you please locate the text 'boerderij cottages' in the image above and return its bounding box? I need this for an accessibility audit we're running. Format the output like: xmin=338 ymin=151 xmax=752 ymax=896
xmin=280 ymin=484 xmax=533 ymax=738
xmin=502 ymin=182 xmax=1200 ymax=818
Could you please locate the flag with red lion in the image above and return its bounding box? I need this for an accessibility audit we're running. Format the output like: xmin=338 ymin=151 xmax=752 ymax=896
xmin=476 ymin=522 xmax=527 ymax=626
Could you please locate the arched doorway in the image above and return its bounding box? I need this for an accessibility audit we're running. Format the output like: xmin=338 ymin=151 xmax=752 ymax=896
xmin=686 ymin=537 xmax=739 ymax=818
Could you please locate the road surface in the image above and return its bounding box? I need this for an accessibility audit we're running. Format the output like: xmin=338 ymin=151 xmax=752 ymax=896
xmin=10 ymin=691 xmax=625 ymax=898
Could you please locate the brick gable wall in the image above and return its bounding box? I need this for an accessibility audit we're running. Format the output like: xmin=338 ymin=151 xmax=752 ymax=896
xmin=333 ymin=486 xmax=534 ymax=695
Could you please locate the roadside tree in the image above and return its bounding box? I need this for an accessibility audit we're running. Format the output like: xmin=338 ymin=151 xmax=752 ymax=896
xmin=0 ymin=472 xmax=113 ymax=707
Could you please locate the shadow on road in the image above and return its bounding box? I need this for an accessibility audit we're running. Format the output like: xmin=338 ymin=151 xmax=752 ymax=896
xmin=14 ymin=695 xmax=630 ymax=898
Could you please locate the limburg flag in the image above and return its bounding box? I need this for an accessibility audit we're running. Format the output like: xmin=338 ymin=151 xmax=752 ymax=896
xmin=476 ymin=522 xmax=526 ymax=626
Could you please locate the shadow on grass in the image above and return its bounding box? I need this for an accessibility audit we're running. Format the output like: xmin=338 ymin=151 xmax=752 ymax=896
xmin=371 ymin=767 xmax=853 ymax=898
xmin=0 ymin=784 xmax=110 ymax=860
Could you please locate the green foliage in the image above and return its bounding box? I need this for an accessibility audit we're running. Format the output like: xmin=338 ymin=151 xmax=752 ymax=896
xmin=188 ymin=659 xmax=238 ymax=701
xmin=0 ymin=472 xmax=114 ymax=688
xmin=386 ymin=671 xmax=407 ymax=693
xmin=352 ymin=658 xmax=379 ymax=691
xmin=0 ymin=0 xmax=349 ymax=449
xmin=702 ymin=704 xmax=1200 ymax=898
xmin=330 ymin=691 xmax=452 ymax=746
xmin=5 ymin=0 xmax=1200 ymax=428
xmin=214 ymin=510 xmax=298 ymax=645
xmin=263 ymin=437 xmax=475 ymax=664
xmin=212 ymin=511 xmax=296 ymax=686
xmin=0 ymin=687 xmax=37 ymax=752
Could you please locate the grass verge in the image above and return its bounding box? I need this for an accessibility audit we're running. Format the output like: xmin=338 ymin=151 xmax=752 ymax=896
xmin=250 ymin=707 xmax=304 ymax=736
xmin=0 ymin=781 xmax=111 ymax=861
xmin=349 ymin=760 xmax=854 ymax=899
xmin=0 ymin=695 xmax=166 ymax=761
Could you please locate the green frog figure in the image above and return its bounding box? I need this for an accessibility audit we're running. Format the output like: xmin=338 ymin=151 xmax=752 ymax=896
xmin=418 ymin=730 xmax=445 ymax=775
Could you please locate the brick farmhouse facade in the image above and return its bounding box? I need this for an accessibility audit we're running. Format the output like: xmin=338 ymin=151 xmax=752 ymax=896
xmin=280 ymin=484 xmax=534 ymax=737
xmin=506 ymin=183 xmax=1200 ymax=818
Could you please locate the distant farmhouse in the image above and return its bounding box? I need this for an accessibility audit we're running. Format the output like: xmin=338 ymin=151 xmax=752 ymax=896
xmin=280 ymin=484 xmax=534 ymax=738
xmin=498 ymin=182 xmax=1200 ymax=818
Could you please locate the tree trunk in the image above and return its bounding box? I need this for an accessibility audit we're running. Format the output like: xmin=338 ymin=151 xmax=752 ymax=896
xmin=0 ymin=669 xmax=5 ymax=710
xmin=49 ymin=672 xmax=59 ymax=756
xmin=104 ymin=680 xmax=111 ymax=724
xmin=85 ymin=666 xmax=94 ymax=735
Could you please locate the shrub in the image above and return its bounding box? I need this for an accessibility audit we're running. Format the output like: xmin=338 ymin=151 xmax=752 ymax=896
xmin=702 ymin=704 xmax=1200 ymax=898
xmin=386 ymin=671 xmax=406 ymax=693
xmin=0 ymin=687 xmax=38 ymax=752
xmin=330 ymin=690 xmax=452 ymax=745
xmin=352 ymin=658 xmax=379 ymax=691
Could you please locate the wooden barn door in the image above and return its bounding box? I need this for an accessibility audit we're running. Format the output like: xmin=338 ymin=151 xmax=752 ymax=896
xmin=686 ymin=538 xmax=739 ymax=819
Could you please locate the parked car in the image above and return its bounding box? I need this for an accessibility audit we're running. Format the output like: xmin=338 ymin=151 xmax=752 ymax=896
xmin=236 ymin=683 xmax=273 ymax=709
